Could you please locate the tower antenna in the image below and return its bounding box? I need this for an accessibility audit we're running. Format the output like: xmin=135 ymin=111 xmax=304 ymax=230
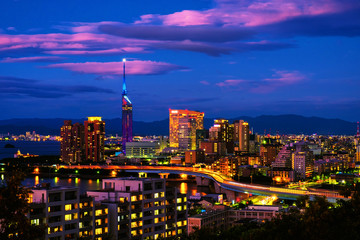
xmin=122 ymin=58 xmax=127 ymax=95
xmin=357 ymin=121 xmax=359 ymax=137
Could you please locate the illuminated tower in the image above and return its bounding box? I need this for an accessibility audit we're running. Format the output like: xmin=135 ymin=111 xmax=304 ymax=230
xmin=169 ymin=109 xmax=204 ymax=150
xmin=122 ymin=58 xmax=133 ymax=153
xmin=84 ymin=117 xmax=105 ymax=162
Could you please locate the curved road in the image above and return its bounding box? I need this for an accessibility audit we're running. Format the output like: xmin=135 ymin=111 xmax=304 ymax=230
xmin=60 ymin=165 xmax=345 ymax=200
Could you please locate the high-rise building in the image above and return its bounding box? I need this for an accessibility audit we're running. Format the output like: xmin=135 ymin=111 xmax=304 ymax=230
xmin=292 ymin=142 xmax=314 ymax=180
xmin=169 ymin=109 xmax=204 ymax=150
xmin=209 ymin=119 xmax=234 ymax=154
xmin=122 ymin=59 xmax=133 ymax=154
xmin=60 ymin=120 xmax=85 ymax=163
xmin=234 ymin=120 xmax=249 ymax=153
xmin=84 ymin=117 xmax=105 ymax=162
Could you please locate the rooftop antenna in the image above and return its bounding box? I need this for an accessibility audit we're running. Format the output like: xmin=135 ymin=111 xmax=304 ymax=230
xmin=357 ymin=121 xmax=359 ymax=137
xmin=122 ymin=58 xmax=127 ymax=95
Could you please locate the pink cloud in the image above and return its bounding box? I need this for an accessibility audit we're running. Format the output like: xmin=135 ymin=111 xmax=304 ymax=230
xmin=1 ymin=56 xmax=65 ymax=63
xmin=134 ymin=0 xmax=355 ymax=27
xmin=200 ymin=80 xmax=210 ymax=85
xmin=45 ymin=60 xmax=187 ymax=76
xmin=264 ymin=70 xmax=306 ymax=84
xmin=216 ymin=79 xmax=245 ymax=87
xmin=216 ymin=70 xmax=307 ymax=93
xmin=44 ymin=48 xmax=145 ymax=55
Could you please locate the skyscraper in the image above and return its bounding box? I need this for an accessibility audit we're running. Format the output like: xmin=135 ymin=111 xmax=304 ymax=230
xmin=60 ymin=120 xmax=84 ymax=163
xmin=122 ymin=59 xmax=133 ymax=154
xmin=169 ymin=109 xmax=204 ymax=150
xmin=234 ymin=120 xmax=249 ymax=152
xmin=209 ymin=119 xmax=234 ymax=154
xmin=84 ymin=117 xmax=105 ymax=162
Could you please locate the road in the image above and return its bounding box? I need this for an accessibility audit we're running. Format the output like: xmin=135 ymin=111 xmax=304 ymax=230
xmin=59 ymin=165 xmax=346 ymax=200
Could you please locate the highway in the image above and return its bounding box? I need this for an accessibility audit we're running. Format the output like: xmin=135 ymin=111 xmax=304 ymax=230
xmin=60 ymin=165 xmax=346 ymax=201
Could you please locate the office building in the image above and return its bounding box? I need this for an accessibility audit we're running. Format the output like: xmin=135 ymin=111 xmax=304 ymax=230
xmin=121 ymin=59 xmax=133 ymax=154
xmin=84 ymin=117 xmax=105 ymax=162
xmin=169 ymin=109 xmax=204 ymax=150
xmin=60 ymin=120 xmax=84 ymax=163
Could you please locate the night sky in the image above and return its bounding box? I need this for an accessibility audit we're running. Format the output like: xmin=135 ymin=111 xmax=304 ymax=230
xmin=1 ymin=0 xmax=359 ymax=122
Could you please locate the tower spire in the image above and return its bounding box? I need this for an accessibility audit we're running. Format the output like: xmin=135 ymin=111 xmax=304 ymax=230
xmin=122 ymin=58 xmax=127 ymax=95
xmin=357 ymin=121 xmax=359 ymax=137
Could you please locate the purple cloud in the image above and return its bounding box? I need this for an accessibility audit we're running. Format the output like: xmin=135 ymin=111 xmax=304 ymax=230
xmin=45 ymin=60 xmax=187 ymax=76
xmin=216 ymin=70 xmax=307 ymax=93
xmin=1 ymin=56 xmax=65 ymax=63
xmin=216 ymin=79 xmax=246 ymax=87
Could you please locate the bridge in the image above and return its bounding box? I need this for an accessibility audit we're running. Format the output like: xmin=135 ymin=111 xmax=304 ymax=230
xmin=59 ymin=165 xmax=346 ymax=202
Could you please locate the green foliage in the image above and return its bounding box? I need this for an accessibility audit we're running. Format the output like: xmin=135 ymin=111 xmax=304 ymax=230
xmin=0 ymin=170 xmax=45 ymax=239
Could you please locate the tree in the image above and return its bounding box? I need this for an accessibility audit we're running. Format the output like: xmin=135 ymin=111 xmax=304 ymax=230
xmin=0 ymin=170 xmax=45 ymax=239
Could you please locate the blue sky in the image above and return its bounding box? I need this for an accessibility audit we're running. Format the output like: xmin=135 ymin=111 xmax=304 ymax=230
xmin=0 ymin=0 xmax=359 ymax=122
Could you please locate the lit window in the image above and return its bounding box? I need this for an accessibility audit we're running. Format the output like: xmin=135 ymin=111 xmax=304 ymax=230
xmin=177 ymin=221 xmax=182 ymax=227
xmin=31 ymin=219 xmax=39 ymax=225
xmin=154 ymin=210 xmax=159 ymax=215
xmin=154 ymin=193 xmax=159 ymax=198
xmin=177 ymin=198 xmax=182 ymax=203
xmin=65 ymin=204 xmax=72 ymax=211
xmin=154 ymin=218 xmax=159 ymax=224
xmin=95 ymin=228 xmax=102 ymax=235
xmin=177 ymin=206 xmax=182 ymax=211
xmin=95 ymin=219 xmax=102 ymax=226
xmin=131 ymin=196 xmax=137 ymax=202
xmin=95 ymin=210 xmax=102 ymax=216
xmin=65 ymin=214 xmax=72 ymax=221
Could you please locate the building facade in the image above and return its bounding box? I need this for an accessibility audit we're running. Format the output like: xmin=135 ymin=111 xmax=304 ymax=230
xmin=84 ymin=117 xmax=105 ymax=162
xmin=87 ymin=177 xmax=188 ymax=240
xmin=169 ymin=109 xmax=204 ymax=150
xmin=60 ymin=120 xmax=84 ymax=163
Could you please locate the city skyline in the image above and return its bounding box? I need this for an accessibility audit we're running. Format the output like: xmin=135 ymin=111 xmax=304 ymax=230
xmin=1 ymin=0 xmax=360 ymax=122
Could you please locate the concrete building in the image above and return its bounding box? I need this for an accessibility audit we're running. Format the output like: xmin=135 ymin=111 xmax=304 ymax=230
xmin=28 ymin=184 xmax=109 ymax=240
xmin=188 ymin=205 xmax=282 ymax=234
xmin=87 ymin=177 xmax=188 ymax=240
xmin=185 ymin=150 xmax=205 ymax=164
xmin=272 ymin=145 xmax=292 ymax=168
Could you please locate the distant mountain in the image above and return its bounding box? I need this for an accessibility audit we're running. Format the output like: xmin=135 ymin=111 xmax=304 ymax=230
xmin=0 ymin=115 xmax=357 ymax=136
